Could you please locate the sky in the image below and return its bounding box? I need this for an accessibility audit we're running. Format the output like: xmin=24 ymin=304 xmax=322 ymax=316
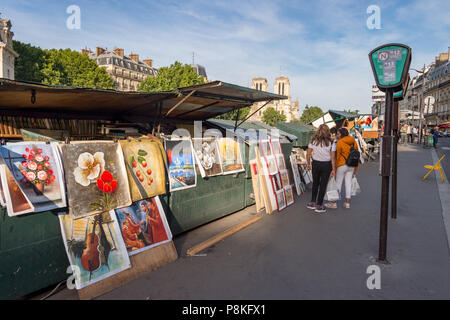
xmin=1 ymin=0 xmax=449 ymax=115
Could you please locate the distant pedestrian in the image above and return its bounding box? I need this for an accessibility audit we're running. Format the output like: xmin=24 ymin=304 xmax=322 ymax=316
xmin=325 ymin=128 xmax=359 ymax=209
xmin=433 ymin=126 xmax=439 ymax=147
xmin=400 ymin=123 xmax=408 ymax=144
xmin=407 ymin=123 xmax=412 ymax=143
xmin=306 ymin=124 xmax=336 ymax=214
xmin=412 ymin=126 xmax=418 ymax=143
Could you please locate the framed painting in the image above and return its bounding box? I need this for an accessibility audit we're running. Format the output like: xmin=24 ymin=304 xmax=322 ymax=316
xmin=290 ymin=155 xmax=302 ymax=196
xmin=59 ymin=211 xmax=131 ymax=290
xmin=285 ymin=185 xmax=294 ymax=206
xmin=164 ymin=138 xmax=197 ymax=192
xmin=59 ymin=141 xmax=131 ymax=219
xmin=275 ymin=189 xmax=286 ymax=211
xmin=280 ymin=169 xmax=290 ymax=187
xmin=192 ymin=137 xmax=223 ymax=178
xmin=114 ymin=196 xmax=172 ymax=256
xmin=276 ymin=154 xmax=286 ymax=171
xmin=0 ymin=142 xmax=66 ymax=216
xmin=259 ymin=139 xmax=273 ymax=157
xmin=260 ymin=156 xmax=277 ymax=211
xmin=271 ymin=139 xmax=282 ymax=155
xmin=119 ymin=138 xmax=166 ymax=202
xmin=218 ymin=137 xmax=245 ymax=175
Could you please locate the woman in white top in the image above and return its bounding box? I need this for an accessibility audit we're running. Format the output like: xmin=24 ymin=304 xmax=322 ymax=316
xmin=306 ymin=124 xmax=336 ymax=213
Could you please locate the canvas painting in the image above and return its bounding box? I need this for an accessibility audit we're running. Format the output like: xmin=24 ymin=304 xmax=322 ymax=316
xmin=192 ymin=137 xmax=223 ymax=178
xmin=276 ymin=154 xmax=286 ymax=170
xmin=271 ymin=139 xmax=282 ymax=155
xmin=119 ymin=138 xmax=166 ymax=202
xmin=59 ymin=211 xmax=131 ymax=289
xmin=275 ymin=189 xmax=286 ymax=211
xmin=259 ymin=140 xmax=273 ymax=157
xmin=0 ymin=142 xmax=66 ymax=216
xmin=290 ymin=155 xmax=302 ymax=196
xmin=114 ymin=196 xmax=172 ymax=256
xmin=165 ymin=138 xmax=197 ymax=192
xmin=285 ymin=185 xmax=294 ymax=206
xmin=59 ymin=141 xmax=131 ymax=218
xmin=280 ymin=169 xmax=290 ymax=187
xmin=259 ymin=156 xmax=277 ymax=212
xmin=218 ymin=137 xmax=245 ymax=175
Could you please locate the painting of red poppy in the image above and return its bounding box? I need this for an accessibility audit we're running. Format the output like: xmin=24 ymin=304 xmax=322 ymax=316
xmin=59 ymin=141 xmax=131 ymax=219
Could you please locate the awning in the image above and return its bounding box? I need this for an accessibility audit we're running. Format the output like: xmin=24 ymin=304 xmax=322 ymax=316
xmin=0 ymin=79 xmax=286 ymax=122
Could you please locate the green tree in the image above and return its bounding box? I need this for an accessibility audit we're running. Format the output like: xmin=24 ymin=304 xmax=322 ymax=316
xmin=138 ymin=61 xmax=205 ymax=92
xmin=41 ymin=49 xmax=115 ymax=89
xmin=13 ymin=40 xmax=45 ymax=82
xmin=262 ymin=107 xmax=286 ymax=127
xmin=300 ymin=106 xmax=323 ymax=123
xmin=12 ymin=41 xmax=115 ymax=89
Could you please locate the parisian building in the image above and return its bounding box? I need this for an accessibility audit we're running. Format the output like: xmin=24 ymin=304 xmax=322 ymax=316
xmin=249 ymin=76 xmax=299 ymax=122
xmin=0 ymin=18 xmax=19 ymax=80
xmin=81 ymin=47 xmax=157 ymax=91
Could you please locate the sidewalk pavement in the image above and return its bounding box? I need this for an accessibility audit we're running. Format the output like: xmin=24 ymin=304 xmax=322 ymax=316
xmin=46 ymin=144 xmax=450 ymax=300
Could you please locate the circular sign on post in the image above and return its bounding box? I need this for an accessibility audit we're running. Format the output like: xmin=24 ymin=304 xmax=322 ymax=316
xmin=424 ymin=96 xmax=435 ymax=106
xmin=369 ymin=43 xmax=412 ymax=92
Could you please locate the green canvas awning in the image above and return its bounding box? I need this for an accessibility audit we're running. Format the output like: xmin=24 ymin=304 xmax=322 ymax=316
xmin=276 ymin=122 xmax=315 ymax=147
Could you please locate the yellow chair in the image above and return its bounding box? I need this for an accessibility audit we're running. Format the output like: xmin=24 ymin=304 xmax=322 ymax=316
xmin=423 ymin=155 xmax=446 ymax=182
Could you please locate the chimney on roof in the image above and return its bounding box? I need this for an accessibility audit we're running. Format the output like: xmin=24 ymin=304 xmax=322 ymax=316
xmin=143 ymin=59 xmax=153 ymax=68
xmin=129 ymin=53 xmax=139 ymax=63
xmin=96 ymin=46 xmax=105 ymax=57
xmin=113 ymin=48 xmax=124 ymax=58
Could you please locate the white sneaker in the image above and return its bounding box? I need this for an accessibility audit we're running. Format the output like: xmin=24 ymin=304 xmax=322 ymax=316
xmin=343 ymin=203 xmax=350 ymax=209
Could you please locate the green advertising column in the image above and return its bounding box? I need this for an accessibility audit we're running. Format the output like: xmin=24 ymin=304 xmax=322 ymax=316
xmin=369 ymin=43 xmax=411 ymax=262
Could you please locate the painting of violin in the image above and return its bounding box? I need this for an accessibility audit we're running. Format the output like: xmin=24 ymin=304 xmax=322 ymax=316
xmin=81 ymin=215 xmax=101 ymax=280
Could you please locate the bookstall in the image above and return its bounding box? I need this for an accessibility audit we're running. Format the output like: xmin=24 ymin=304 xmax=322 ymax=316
xmin=0 ymin=79 xmax=286 ymax=299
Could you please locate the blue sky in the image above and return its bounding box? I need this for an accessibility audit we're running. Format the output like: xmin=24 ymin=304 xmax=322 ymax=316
xmin=1 ymin=0 xmax=449 ymax=114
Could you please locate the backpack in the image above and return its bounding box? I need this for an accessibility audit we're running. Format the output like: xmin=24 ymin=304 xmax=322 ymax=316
xmin=344 ymin=146 xmax=360 ymax=167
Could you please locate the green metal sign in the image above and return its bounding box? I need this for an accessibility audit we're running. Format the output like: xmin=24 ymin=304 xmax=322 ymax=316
xmin=369 ymin=43 xmax=411 ymax=92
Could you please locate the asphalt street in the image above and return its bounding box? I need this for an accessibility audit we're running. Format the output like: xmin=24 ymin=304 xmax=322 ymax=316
xmin=43 ymin=144 xmax=450 ymax=300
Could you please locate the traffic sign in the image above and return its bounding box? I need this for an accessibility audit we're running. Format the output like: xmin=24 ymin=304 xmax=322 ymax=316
xmin=369 ymin=44 xmax=412 ymax=92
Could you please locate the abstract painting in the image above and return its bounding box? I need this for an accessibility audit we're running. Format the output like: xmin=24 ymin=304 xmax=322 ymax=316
xmin=218 ymin=137 xmax=245 ymax=175
xmin=59 ymin=211 xmax=131 ymax=289
xmin=192 ymin=137 xmax=223 ymax=178
xmin=0 ymin=142 xmax=66 ymax=216
xmin=59 ymin=141 xmax=131 ymax=218
xmin=165 ymin=138 xmax=197 ymax=192
xmin=114 ymin=196 xmax=172 ymax=256
xmin=119 ymin=138 xmax=166 ymax=202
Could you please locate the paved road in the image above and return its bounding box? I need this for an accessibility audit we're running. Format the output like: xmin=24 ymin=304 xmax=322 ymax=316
xmin=44 ymin=145 xmax=450 ymax=300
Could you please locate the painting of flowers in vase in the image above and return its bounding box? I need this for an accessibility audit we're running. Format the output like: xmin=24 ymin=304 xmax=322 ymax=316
xmin=59 ymin=141 xmax=131 ymax=219
xmin=0 ymin=141 xmax=66 ymax=215
xmin=119 ymin=138 xmax=166 ymax=202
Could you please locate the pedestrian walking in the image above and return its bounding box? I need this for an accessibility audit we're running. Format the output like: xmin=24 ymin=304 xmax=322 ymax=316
xmin=400 ymin=123 xmax=407 ymax=144
xmin=412 ymin=126 xmax=418 ymax=143
xmin=407 ymin=123 xmax=412 ymax=143
xmin=306 ymin=124 xmax=336 ymax=213
xmin=325 ymin=128 xmax=359 ymax=209
xmin=433 ymin=126 xmax=439 ymax=147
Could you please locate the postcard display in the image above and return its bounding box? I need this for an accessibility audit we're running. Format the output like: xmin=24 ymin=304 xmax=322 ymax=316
xmin=259 ymin=139 xmax=294 ymax=212
xmin=0 ymin=138 xmax=177 ymax=300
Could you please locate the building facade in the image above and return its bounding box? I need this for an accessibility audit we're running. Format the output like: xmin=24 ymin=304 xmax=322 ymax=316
xmin=0 ymin=18 xmax=19 ymax=80
xmin=249 ymin=76 xmax=299 ymax=122
xmin=81 ymin=47 xmax=157 ymax=91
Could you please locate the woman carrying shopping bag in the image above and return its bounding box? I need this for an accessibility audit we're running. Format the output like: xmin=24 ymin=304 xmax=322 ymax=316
xmin=306 ymin=124 xmax=336 ymax=213
xmin=325 ymin=128 xmax=359 ymax=209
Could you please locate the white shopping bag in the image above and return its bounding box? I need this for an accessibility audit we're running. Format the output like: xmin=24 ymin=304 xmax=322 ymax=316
xmin=324 ymin=177 xmax=340 ymax=201
xmin=351 ymin=176 xmax=361 ymax=196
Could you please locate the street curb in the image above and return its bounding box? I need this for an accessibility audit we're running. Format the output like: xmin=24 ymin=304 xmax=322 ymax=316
xmin=430 ymin=148 xmax=450 ymax=255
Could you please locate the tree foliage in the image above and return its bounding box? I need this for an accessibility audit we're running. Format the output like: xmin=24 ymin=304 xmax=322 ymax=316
xmin=300 ymin=106 xmax=323 ymax=124
xmin=262 ymin=107 xmax=286 ymax=127
xmin=215 ymin=107 xmax=251 ymax=121
xmin=13 ymin=41 xmax=115 ymax=89
xmin=138 ymin=61 xmax=205 ymax=92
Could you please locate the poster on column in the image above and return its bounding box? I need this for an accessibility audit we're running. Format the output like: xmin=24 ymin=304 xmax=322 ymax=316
xmin=59 ymin=141 xmax=132 ymax=219
xmin=0 ymin=142 xmax=66 ymax=216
